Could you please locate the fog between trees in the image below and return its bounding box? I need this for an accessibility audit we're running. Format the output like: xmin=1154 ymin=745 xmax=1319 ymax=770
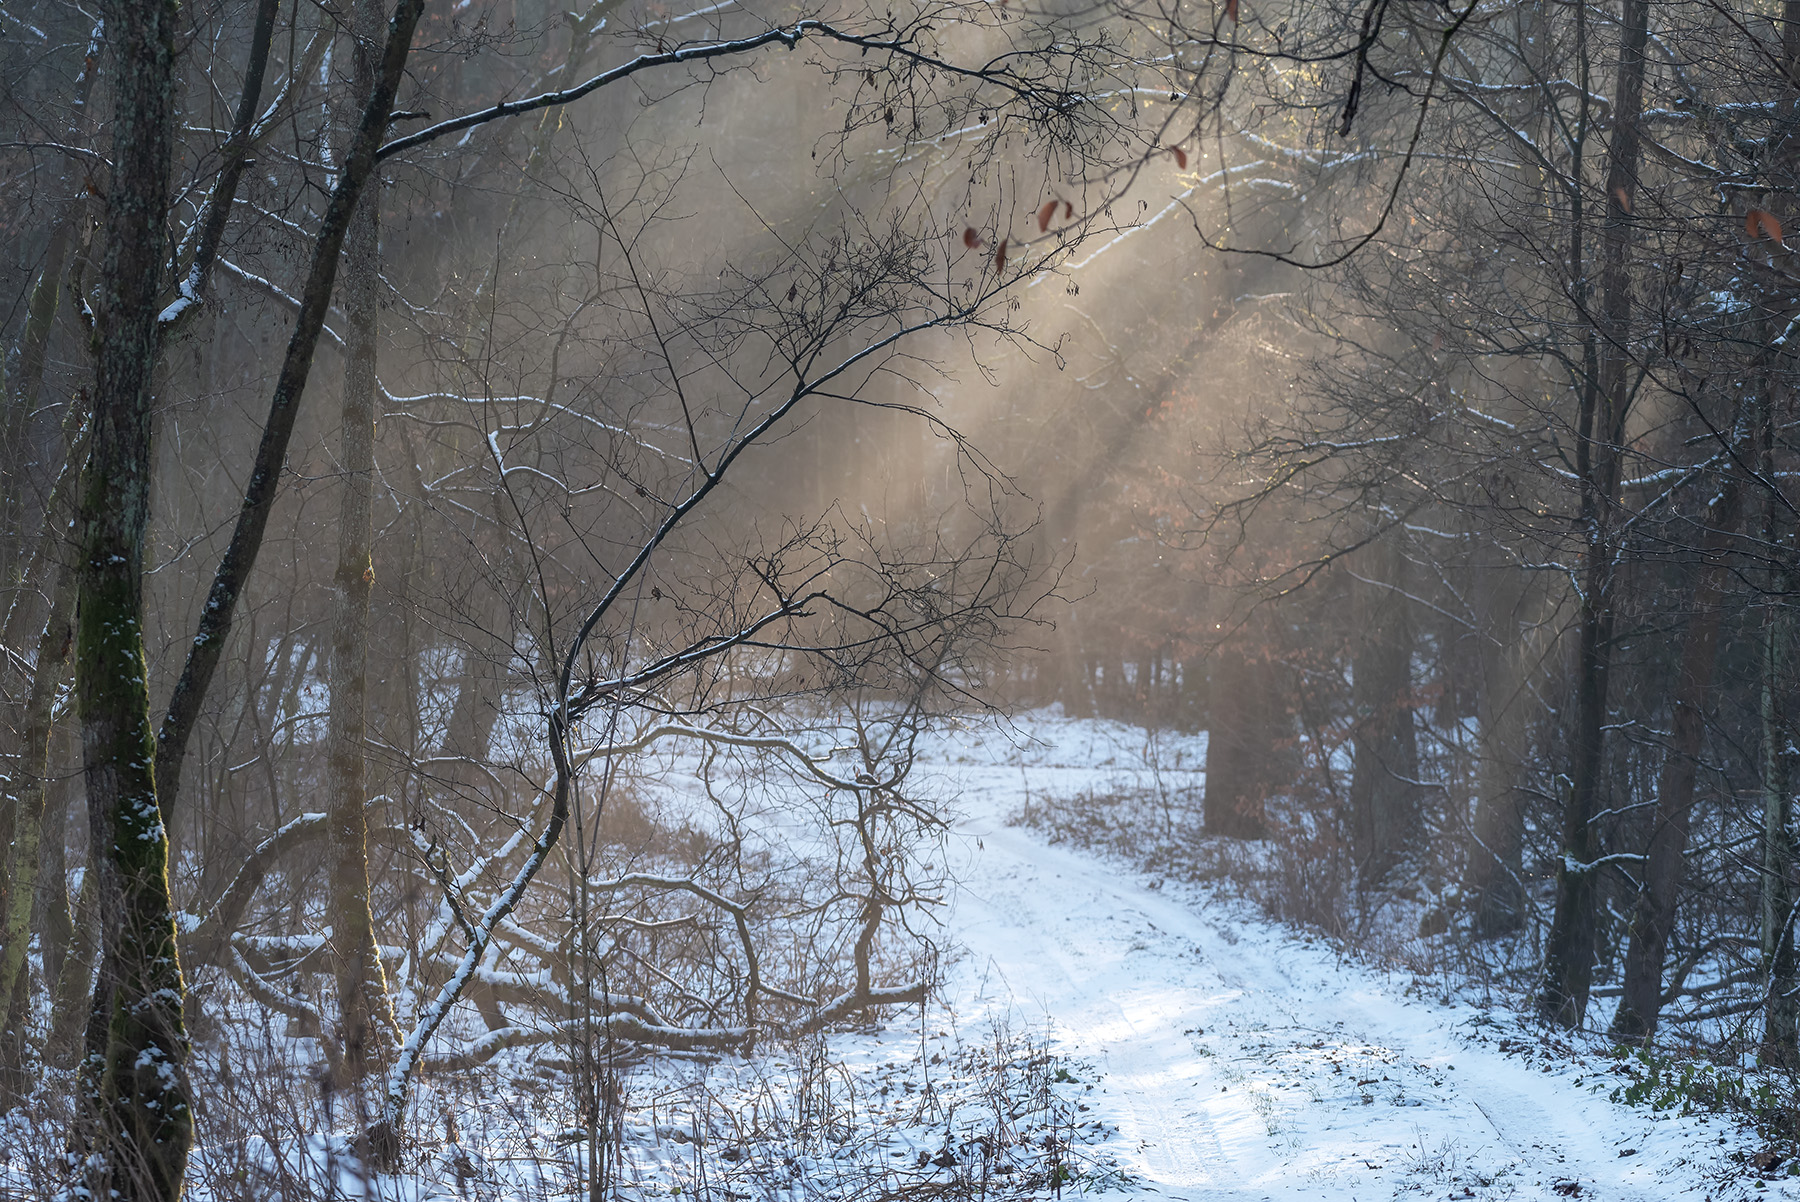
xmin=4 ymin=0 xmax=1800 ymax=1193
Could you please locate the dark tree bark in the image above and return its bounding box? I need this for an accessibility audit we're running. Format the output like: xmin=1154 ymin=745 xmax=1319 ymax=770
xmin=50 ymin=852 xmax=99 ymax=1069
xmin=1204 ymin=644 xmax=1281 ymax=839
xmin=1056 ymin=604 xmax=1097 ymax=719
xmin=0 ymin=561 xmax=74 ymax=1092
xmin=0 ymin=364 xmax=88 ymax=1085
xmin=1348 ymin=542 xmax=1419 ymax=882
xmin=1611 ymin=477 xmax=1742 ymax=1042
xmin=77 ymin=0 xmax=192 ymax=1192
xmin=1762 ymin=380 xmax=1797 ymax=1059
xmin=2 ymin=410 xmax=90 ymax=672
xmin=157 ymin=0 xmax=282 ymax=339
xmin=1759 ymin=0 xmax=1800 ymax=1068
xmin=440 ymin=603 xmax=508 ymax=799
xmin=70 ymin=0 xmax=427 ymax=1166
xmin=1467 ymin=568 xmax=1539 ymax=936
xmin=1761 ymin=565 xmax=1797 ymax=1060
xmin=35 ymin=724 xmax=77 ymax=1008
xmin=0 ymin=220 xmax=73 ymax=588
xmin=1538 ymin=0 xmax=1647 ymax=1028
xmin=0 ymin=15 xmax=98 ymax=594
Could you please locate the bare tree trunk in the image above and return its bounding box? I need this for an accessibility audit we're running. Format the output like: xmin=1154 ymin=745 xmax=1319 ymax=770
xmin=0 ymin=563 xmax=74 ymax=1092
xmin=1204 ymin=643 xmax=1276 ymax=839
xmin=50 ymin=855 xmax=99 ymax=1069
xmin=0 ymin=221 xmax=74 ymax=589
xmin=1759 ymin=0 xmax=1800 ymax=1069
xmin=1468 ymin=9 xmax=1552 ymax=932
xmin=1611 ymin=476 xmax=1742 ymax=1041
xmin=0 ymin=366 xmax=88 ymax=1086
xmin=326 ymin=0 xmax=400 ymax=1086
xmin=36 ymin=723 xmax=77 ymax=1004
xmin=68 ymin=0 xmax=424 ymax=1110
xmin=1348 ymin=540 xmax=1418 ymax=883
xmin=1468 ymin=571 xmax=1537 ymax=936
xmin=1539 ymin=0 xmax=1645 ymax=1028
xmin=443 ymin=626 xmax=505 ymax=791
xmin=1761 ymin=555 xmax=1796 ymax=1060
xmin=77 ymin=0 xmax=192 ymax=1193
xmin=0 ymin=15 xmax=99 ymax=595
xmin=1761 ymin=371 xmax=1798 ymax=1059
xmin=1056 ymin=604 xmax=1096 ymax=719
xmin=152 ymin=0 xmax=426 ymax=811
xmin=1 ymin=408 xmax=88 ymax=862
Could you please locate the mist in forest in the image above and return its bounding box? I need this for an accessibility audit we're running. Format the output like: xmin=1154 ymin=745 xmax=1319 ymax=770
xmin=5 ymin=0 xmax=1800 ymax=1194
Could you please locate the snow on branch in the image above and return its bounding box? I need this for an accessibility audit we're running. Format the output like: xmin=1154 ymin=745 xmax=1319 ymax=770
xmin=228 ymin=944 xmax=343 ymax=1073
xmin=572 ymin=722 xmax=895 ymax=792
xmin=801 ymin=982 xmax=929 ymax=1034
xmin=378 ymin=20 xmax=1089 ymax=164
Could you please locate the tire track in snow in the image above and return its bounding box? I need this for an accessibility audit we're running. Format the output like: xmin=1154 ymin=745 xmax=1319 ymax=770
xmin=951 ymin=824 xmax=1235 ymax=1193
xmin=943 ymin=808 xmax=1695 ymax=1202
xmin=949 ymin=819 xmax=1306 ymax=1199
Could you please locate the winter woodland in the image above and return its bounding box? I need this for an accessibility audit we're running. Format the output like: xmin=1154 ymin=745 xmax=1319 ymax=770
xmin=5 ymin=0 xmax=1800 ymax=1195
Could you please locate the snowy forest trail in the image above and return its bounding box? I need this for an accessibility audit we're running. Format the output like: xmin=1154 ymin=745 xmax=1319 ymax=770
xmin=923 ymin=719 xmax=1754 ymax=1202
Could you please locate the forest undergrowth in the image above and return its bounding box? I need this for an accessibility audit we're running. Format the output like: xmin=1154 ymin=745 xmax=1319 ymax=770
xmin=3 ymin=1007 xmax=1128 ymax=1201
xmin=2 ymin=736 xmax=1135 ymax=1202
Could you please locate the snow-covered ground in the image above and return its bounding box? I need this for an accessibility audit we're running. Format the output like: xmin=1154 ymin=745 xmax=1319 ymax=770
xmin=921 ymin=710 xmax=1777 ymax=1202
xmin=16 ymin=711 xmax=1785 ymax=1201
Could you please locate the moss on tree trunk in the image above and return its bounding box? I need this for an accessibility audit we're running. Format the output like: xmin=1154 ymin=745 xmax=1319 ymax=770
xmin=76 ymin=0 xmax=192 ymax=1193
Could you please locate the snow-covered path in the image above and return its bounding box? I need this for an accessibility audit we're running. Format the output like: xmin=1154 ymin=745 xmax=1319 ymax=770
xmin=926 ymin=719 xmax=1759 ymax=1202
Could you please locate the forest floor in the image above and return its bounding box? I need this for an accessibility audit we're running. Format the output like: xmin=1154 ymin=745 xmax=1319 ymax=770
xmin=18 ymin=714 xmax=1789 ymax=1201
xmin=922 ymin=711 xmax=1781 ymax=1202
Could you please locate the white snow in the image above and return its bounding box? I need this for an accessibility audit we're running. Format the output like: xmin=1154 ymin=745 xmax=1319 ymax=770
xmin=919 ymin=709 xmax=1771 ymax=1201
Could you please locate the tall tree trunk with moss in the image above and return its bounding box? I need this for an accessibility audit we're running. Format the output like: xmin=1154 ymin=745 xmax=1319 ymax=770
xmin=77 ymin=0 xmax=192 ymax=1191
xmin=326 ymin=0 xmax=400 ymax=1085
xmin=69 ymin=0 xmax=423 ymax=1111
